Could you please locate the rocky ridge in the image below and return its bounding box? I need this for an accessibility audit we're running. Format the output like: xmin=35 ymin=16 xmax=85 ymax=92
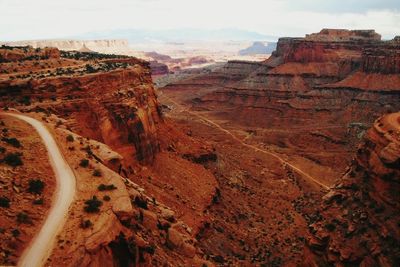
xmin=163 ymin=29 xmax=400 ymax=173
xmin=305 ymin=112 xmax=400 ymax=266
xmin=0 ymin=46 xmax=219 ymax=266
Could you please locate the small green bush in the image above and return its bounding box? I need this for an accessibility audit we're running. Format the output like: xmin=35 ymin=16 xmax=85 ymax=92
xmin=80 ymin=219 xmax=93 ymax=229
xmin=93 ymin=169 xmax=102 ymax=177
xmin=98 ymin=184 xmax=117 ymax=191
xmin=103 ymin=195 xmax=111 ymax=201
xmin=0 ymin=196 xmax=10 ymax=208
xmin=79 ymin=159 xmax=89 ymax=168
xmin=1 ymin=137 xmax=21 ymax=148
xmin=66 ymin=134 xmax=74 ymax=142
xmin=11 ymin=229 xmax=20 ymax=237
xmin=33 ymin=198 xmax=44 ymax=205
xmin=84 ymin=196 xmax=102 ymax=213
xmin=28 ymin=179 xmax=45 ymax=194
xmin=325 ymin=223 xmax=336 ymax=232
xmin=3 ymin=152 xmax=23 ymax=167
xmin=17 ymin=212 xmax=32 ymax=224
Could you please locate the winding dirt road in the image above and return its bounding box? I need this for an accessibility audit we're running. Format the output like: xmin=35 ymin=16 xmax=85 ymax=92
xmin=162 ymin=95 xmax=330 ymax=190
xmin=1 ymin=113 xmax=76 ymax=267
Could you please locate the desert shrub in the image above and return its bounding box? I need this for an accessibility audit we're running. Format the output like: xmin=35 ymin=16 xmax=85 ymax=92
xmin=0 ymin=147 xmax=5 ymax=153
xmin=32 ymin=198 xmax=44 ymax=205
xmin=98 ymin=184 xmax=117 ymax=191
xmin=103 ymin=195 xmax=111 ymax=201
xmin=325 ymin=223 xmax=336 ymax=232
xmin=143 ymin=245 xmax=156 ymax=255
xmin=28 ymin=179 xmax=45 ymax=194
xmin=0 ymin=196 xmax=10 ymax=208
xmin=19 ymin=96 xmax=31 ymax=106
xmin=17 ymin=212 xmax=32 ymax=224
xmin=80 ymin=219 xmax=93 ymax=229
xmin=1 ymin=137 xmax=21 ymax=148
xmin=84 ymin=196 xmax=102 ymax=213
xmin=11 ymin=229 xmax=20 ymax=237
xmin=83 ymin=145 xmax=93 ymax=156
xmin=85 ymin=64 xmax=96 ymax=73
xmin=133 ymin=196 xmax=148 ymax=210
xmin=93 ymin=169 xmax=102 ymax=177
xmin=66 ymin=134 xmax=74 ymax=142
xmin=2 ymin=152 xmax=23 ymax=167
xmin=79 ymin=159 xmax=89 ymax=168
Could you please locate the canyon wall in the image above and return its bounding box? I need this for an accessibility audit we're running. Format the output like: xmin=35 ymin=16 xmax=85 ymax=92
xmin=0 ymin=45 xmax=219 ymax=266
xmin=188 ymin=30 xmax=397 ymax=126
xmin=305 ymin=112 xmax=400 ymax=266
xmin=0 ymin=47 xmax=161 ymax=164
xmin=2 ymin=39 xmax=131 ymax=54
xmin=163 ymin=29 xmax=400 ymax=180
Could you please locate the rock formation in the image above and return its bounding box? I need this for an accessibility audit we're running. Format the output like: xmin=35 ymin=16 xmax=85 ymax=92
xmin=305 ymin=29 xmax=381 ymax=42
xmin=163 ymin=29 xmax=399 ymax=174
xmin=1 ymin=39 xmax=131 ymax=55
xmin=0 ymin=48 xmax=161 ymax=164
xmin=0 ymin=45 xmax=219 ymax=266
xmin=239 ymin=41 xmax=277 ymax=55
xmin=305 ymin=112 xmax=400 ymax=266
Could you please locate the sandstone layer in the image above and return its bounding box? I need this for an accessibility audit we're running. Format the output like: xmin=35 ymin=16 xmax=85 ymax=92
xmin=0 ymin=46 xmax=218 ymax=266
xmin=305 ymin=112 xmax=400 ymax=266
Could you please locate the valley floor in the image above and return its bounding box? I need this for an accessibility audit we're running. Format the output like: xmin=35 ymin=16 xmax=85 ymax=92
xmin=158 ymin=91 xmax=331 ymax=266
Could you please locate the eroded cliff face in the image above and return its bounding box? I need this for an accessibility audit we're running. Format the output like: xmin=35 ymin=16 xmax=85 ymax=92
xmin=163 ymin=30 xmax=399 ymax=176
xmin=305 ymin=112 xmax=400 ymax=266
xmin=0 ymin=46 xmax=219 ymax=266
xmin=2 ymin=39 xmax=131 ymax=55
xmin=0 ymin=48 xmax=161 ymax=164
xmin=0 ymin=46 xmax=60 ymax=62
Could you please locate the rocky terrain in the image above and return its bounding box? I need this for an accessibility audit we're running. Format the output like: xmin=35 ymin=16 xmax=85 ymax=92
xmin=0 ymin=45 xmax=218 ymax=266
xmin=0 ymin=28 xmax=399 ymax=267
xmin=305 ymin=112 xmax=400 ymax=266
xmin=162 ymin=29 xmax=400 ymax=179
xmin=159 ymin=29 xmax=400 ymax=265
xmin=1 ymin=40 xmax=133 ymax=56
xmin=0 ymin=116 xmax=56 ymax=265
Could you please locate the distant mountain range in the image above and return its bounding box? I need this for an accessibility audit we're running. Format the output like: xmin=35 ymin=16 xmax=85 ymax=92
xmin=75 ymin=28 xmax=278 ymax=43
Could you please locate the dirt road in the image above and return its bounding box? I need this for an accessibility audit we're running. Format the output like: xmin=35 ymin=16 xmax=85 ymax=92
xmin=2 ymin=113 xmax=76 ymax=267
xmin=162 ymin=95 xmax=330 ymax=190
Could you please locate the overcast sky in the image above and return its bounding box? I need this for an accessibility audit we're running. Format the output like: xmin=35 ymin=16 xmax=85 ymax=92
xmin=1 ymin=0 xmax=399 ymax=41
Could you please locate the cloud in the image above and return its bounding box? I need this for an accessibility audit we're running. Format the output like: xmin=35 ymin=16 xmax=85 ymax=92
xmin=283 ymin=0 xmax=400 ymax=13
xmin=0 ymin=0 xmax=399 ymax=41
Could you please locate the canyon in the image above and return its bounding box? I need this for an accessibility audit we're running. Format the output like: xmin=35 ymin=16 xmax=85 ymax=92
xmin=0 ymin=28 xmax=399 ymax=267
xmin=159 ymin=28 xmax=400 ymax=265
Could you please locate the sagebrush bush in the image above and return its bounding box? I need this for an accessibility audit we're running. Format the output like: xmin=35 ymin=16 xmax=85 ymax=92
xmin=79 ymin=159 xmax=89 ymax=168
xmin=84 ymin=196 xmax=102 ymax=213
xmin=3 ymin=152 xmax=23 ymax=167
xmin=28 ymin=179 xmax=45 ymax=194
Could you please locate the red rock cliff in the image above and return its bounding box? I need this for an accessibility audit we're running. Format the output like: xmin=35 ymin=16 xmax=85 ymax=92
xmin=0 ymin=49 xmax=161 ymax=164
xmin=305 ymin=112 xmax=400 ymax=266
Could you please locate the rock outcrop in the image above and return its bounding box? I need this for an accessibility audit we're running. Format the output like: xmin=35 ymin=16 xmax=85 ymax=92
xmin=305 ymin=29 xmax=381 ymax=42
xmin=0 ymin=46 xmax=60 ymax=62
xmin=305 ymin=112 xmax=400 ymax=266
xmin=0 ymin=46 xmax=218 ymax=266
xmin=1 ymin=39 xmax=131 ymax=55
xmin=162 ymin=28 xmax=400 ymax=186
xmin=0 ymin=47 xmax=161 ymax=164
xmin=239 ymin=41 xmax=277 ymax=55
